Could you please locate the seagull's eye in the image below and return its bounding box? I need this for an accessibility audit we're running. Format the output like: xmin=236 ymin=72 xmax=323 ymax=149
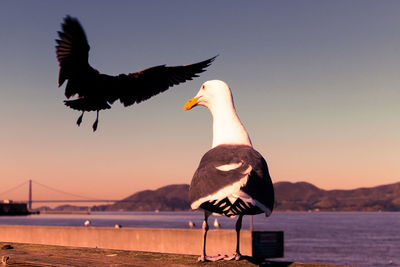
xmin=201 ymin=85 xmax=205 ymax=90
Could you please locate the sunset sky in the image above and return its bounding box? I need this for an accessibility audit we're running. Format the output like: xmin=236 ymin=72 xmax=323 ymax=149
xmin=1 ymin=1 xmax=399 ymax=204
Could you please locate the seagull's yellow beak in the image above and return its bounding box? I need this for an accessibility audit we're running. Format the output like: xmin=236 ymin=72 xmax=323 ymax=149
xmin=184 ymin=96 xmax=200 ymax=111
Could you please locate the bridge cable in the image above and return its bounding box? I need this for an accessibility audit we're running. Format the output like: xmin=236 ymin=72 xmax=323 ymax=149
xmin=0 ymin=180 xmax=28 ymax=198
xmin=32 ymin=180 xmax=102 ymax=201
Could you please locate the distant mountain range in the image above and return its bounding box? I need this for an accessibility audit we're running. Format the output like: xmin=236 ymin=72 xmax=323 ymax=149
xmin=274 ymin=181 xmax=400 ymax=211
xmin=43 ymin=181 xmax=400 ymax=212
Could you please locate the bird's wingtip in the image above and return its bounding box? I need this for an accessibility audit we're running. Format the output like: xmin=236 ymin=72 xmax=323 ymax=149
xmin=208 ymin=55 xmax=218 ymax=62
xmin=63 ymin=15 xmax=74 ymax=22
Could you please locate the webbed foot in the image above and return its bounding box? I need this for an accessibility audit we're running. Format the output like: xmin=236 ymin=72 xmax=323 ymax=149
xmin=197 ymin=254 xmax=226 ymax=262
xmin=223 ymin=252 xmax=242 ymax=261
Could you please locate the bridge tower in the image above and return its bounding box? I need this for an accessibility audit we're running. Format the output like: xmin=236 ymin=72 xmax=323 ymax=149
xmin=28 ymin=179 xmax=32 ymax=210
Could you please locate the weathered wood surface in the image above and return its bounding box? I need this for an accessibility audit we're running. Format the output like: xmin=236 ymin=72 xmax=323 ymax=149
xmin=0 ymin=242 xmax=351 ymax=267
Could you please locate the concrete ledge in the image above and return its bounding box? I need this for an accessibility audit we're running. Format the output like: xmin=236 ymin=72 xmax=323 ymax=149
xmin=0 ymin=225 xmax=251 ymax=256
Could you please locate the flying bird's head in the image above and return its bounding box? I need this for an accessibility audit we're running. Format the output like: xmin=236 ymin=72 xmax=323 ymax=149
xmin=184 ymin=80 xmax=234 ymax=113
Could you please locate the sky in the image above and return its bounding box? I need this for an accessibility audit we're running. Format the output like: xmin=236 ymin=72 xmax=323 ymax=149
xmin=0 ymin=1 xmax=399 ymax=205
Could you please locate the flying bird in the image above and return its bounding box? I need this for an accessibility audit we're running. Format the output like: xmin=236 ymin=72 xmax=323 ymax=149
xmin=56 ymin=16 xmax=216 ymax=131
xmin=184 ymin=80 xmax=274 ymax=261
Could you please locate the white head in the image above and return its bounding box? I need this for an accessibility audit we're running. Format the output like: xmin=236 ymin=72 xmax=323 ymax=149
xmin=184 ymin=80 xmax=234 ymax=114
xmin=184 ymin=80 xmax=252 ymax=148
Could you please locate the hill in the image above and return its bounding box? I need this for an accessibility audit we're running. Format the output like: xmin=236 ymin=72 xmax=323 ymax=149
xmin=95 ymin=184 xmax=190 ymax=212
xmin=274 ymin=181 xmax=400 ymax=211
xmin=90 ymin=181 xmax=400 ymax=212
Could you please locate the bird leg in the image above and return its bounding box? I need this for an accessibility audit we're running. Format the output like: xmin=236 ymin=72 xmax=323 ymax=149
xmin=198 ymin=210 xmax=215 ymax=261
xmin=224 ymin=214 xmax=244 ymax=261
xmin=92 ymin=110 xmax=99 ymax=132
xmin=234 ymin=214 xmax=244 ymax=260
xmin=198 ymin=211 xmax=225 ymax=262
xmin=198 ymin=210 xmax=210 ymax=261
xmin=76 ymin=111 xmax=84 ymax=126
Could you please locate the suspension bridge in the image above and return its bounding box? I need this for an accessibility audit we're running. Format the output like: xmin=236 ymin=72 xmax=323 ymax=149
xmin=0 ymin=179 xmax=123 ymax=209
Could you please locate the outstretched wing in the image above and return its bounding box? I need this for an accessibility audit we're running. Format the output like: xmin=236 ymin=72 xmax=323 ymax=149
xmin=115 ymin=56 xmax=217 ymax=106
xmin=56 ymin=16 xmax=98 ymax=99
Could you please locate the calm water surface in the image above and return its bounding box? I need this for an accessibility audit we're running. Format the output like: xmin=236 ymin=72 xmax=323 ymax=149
xmin=0 ymin=211 xmax=398 ymax=267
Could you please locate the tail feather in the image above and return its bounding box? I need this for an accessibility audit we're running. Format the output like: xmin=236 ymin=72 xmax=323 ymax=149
xmin=64 ymin=98 xmax=111 ymax=111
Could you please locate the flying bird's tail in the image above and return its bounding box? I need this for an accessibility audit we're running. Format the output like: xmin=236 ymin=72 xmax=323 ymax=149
xmin=64 ymin=98 xmax=111 ymax=111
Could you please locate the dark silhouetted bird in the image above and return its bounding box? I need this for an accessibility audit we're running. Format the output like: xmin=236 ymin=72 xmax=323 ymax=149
xmin=56 ymin=16 xmax=216 ymax=131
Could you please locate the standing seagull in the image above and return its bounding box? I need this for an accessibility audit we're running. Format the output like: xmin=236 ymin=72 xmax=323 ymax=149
xmin=184 ymin=80 xmax=274 ymax=261
xmin=56 ymin=16 xmax=216 ymax=131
